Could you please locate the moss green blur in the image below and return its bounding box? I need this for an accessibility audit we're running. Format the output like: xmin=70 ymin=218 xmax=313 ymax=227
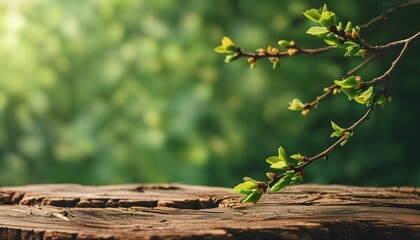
xmin=0 ymin=0 xmax=418 ymax=187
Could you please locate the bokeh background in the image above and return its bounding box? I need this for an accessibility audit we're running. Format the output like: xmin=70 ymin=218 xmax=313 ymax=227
xmin=0 ymin=0 xmax=418 ymax=187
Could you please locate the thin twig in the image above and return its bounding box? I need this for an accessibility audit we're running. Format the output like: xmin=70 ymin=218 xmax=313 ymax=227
xmin=364 ymin=31 xmax=420 ymax=87
xmin=294 ymin=107 xmax=374 ymax=173
xmin=375 ymin=31 xmax=420 ymax=52
xmin=302 ymin=53 xmax=378 ymax=110
xmin=360 ymin=0 xmax=420 ymax=29
xmin=238 ymin=46 xmax=333 ymax=61
xmin=303 ymin=84 xmax=338 ymax=110
xmin=299 ymin=46 xmax=333 ymax=55
xmin=346 ymin=53 xmax=378 ymax=76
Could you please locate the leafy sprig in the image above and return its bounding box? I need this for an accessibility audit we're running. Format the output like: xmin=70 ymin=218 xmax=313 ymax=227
xmin=216 ymin=2 xmax=420 ymax=204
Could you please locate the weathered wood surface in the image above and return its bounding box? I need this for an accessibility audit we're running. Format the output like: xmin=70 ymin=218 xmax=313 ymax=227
xmin=0 ymin=184 xmax=419 ymax=240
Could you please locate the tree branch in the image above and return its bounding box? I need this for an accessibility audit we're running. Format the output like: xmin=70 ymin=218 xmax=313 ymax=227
xmin=360 ymin=0 xmax=420 ymax=29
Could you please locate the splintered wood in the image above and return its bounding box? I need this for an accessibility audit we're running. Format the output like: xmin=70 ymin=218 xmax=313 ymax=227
xmin=0 ymin=184 xmax=419 ymax=240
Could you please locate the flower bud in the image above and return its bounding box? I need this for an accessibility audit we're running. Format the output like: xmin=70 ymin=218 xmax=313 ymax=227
xmin=287 ymin=48 xmax=298 ymax=56
xmin=301 ymin=109 xmax=310 ymax=116
xmin=289 ymin=40 xmax=296 ymax=47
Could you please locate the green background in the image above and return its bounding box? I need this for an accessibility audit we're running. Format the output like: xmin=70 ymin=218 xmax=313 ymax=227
xmin=0 ymin=0 xmax=419 ymax=187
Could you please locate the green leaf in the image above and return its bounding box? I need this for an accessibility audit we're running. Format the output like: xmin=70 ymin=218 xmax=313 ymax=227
xmin=266 ymin=156 xmax=279 ymax=165
xmin=345 ymin=46 xmax=359 ymax=57
xmin=288 ymin=98 xmax=304 ymax=111
xmin=233 ymin=188 xmax=254 ymax=195
xmin=344 ymin=41 xmax=358 ymax=47
xmin=345 ymin=21 xmax=353 ymax=33
xmin=271 ymin=171 xmax=294 ymax=192
xmin=337 ymin=22 xmax=343 ymax=31
xmin=233 ymin=181 xmax=258 ymax=191
xmin=334 ymin=76 xmax=359 ymax=88
xmin=330 ymin=13 xmax=337 ymax=25
xmin=290 ymin=153 xmax=303 ymax=161
xmin=278 ymin=147 xmax=288 ymax=163
xmin=270 ymin=160 xmax=289 ymax=170
xmin=224 ymin=55 xmax=235 ymax=62
xmin=278 ymin=40 xmax=291 ymax=47
xmin=266 ymin=147 xmax=290 ymax=170
xmin=330 ymin=121 xmax=342 ymax=132
xmin=342 ymin=87 xmax=360 ymax=100
xmin=354 ymin=86 xmax=373 ymax=104
xmin=214 ymin=46 xmax=230 ymax=53
xmin=291 ymin=174 xmax=303 ymax=185
xmin=271 ymin=178 xmax=288 ymax=192
xmin=272 ymin=60 xmax=279 ymax=69
xmin=290 ymin=154 xmax=305 ymax=166
xmin=215 ymin=37 xmax=237 ymax=54
xmin=221 ymin=36 xmax=236 ymax=48
xmin=243 ymin=177 xmax=258 ymax=183
xmin=306 ymin=27 xmax=330 ymax=35
xmin=340 ymin=139 xmax=348 ymax=146
xmin=319 ymin=11 xmax=332 ymax=27
xmin=302 ymin=9 xmax=321 ymax=23
xmin=322 ymin=4 xmax=328 ymax=12
xmin=324 ymin=39 xmax=339 ymax=47
xmin=267 ymin=150 xmax=290 ymax=170
xmin=241 ymin=189 xmax=263 ymax=204
xmin=330 ymin=131 xmax=343 ymax=138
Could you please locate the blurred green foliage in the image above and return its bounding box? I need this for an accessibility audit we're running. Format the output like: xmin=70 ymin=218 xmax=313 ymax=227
xmin=0 ymin=0 xmax=418 ymax=187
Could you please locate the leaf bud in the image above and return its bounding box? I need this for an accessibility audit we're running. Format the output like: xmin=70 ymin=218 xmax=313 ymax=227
xmin=225 ymin=55 xmax=235 ymax=63
xmin=272 ymin=60 xmax=279 ymax=69
xmin=351 ymin=28 xmax=359 ymax=38
xmin=247 ymin=57 xmax=255 ymax=63
xmin=266 ymin=172 xmax=276 ymax=180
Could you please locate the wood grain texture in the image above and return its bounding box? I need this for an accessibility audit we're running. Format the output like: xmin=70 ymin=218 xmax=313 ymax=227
xmin=0 ymin=184 xmax=419 ymax=240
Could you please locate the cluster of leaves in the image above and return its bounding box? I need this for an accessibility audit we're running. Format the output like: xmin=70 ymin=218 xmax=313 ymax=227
xmin=233 ymin=147 xmax=303 ymax=204
xmin=304 ymin=4 xmax=365 ymax=57
xmin=334 ymin=76 xmax=387 ymax=107
xmin=214 ymin=37 xmax=239 ymax=61
xmin=330 ymin=121 xmax=352 ymax=146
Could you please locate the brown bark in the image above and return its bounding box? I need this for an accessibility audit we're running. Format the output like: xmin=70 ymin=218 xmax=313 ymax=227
xmin=0 ymin=184 xmax=419 ymax=240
